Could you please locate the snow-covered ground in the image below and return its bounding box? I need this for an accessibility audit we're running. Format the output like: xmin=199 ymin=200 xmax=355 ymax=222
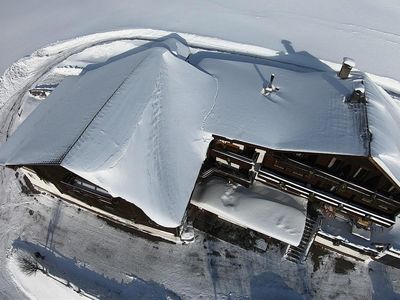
xmin=1 ymin=1 xmax=400 ymax=299
xmin=1 ymin=0 xmax=400 ymax=83
xmin=0 ymin=169 xmax=399 ymax=299
xmin=7 ymin=255 xmax=89 ymax=300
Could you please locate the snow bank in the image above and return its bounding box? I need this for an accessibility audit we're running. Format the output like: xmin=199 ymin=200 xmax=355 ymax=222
xmin=191 ymin=179 xmax=307 ymax=246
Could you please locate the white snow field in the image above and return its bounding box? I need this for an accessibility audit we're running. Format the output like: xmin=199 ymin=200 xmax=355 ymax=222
xmin=1 ymin=1 xmax=400 ymax=299
xmin=1 ymin=0 xmax=400 ymax=84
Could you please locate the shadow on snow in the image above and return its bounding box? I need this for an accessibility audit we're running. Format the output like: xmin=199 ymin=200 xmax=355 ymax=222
xmin=12 ymin=239 xmax=180 ymax=300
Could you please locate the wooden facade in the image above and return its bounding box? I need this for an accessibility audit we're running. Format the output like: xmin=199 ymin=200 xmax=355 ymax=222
xmin=199 ymin=136 xmax=400 ymax=227
xmin=25 ymin=165 xmax=179 ymax=236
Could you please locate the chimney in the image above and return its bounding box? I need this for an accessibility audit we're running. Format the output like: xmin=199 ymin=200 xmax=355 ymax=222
xmin=350 ymin=83 xmax=365 ymax=103
xmin=338 ymin=57 xmax=355 ymax=79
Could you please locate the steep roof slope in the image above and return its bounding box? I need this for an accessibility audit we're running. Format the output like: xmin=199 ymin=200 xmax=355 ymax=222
xmin=0 ymin=50 xmax=156 ymax=165
xmin=365 ymin=76 xmax=400 ymax=188
xmin=0 ymin=41 xmax=217 ymax=227
xmin=61 ymin=47 xmax=216 ymax=227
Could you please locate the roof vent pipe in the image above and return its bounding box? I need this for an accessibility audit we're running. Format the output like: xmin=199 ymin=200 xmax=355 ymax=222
xmin=338 ymin=57 xmax=356 ymax=80
xmin=261 ymin=74 xmax=279 ymax=96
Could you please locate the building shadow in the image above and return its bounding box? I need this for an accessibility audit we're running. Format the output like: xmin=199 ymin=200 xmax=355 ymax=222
xmin=12 ymin=239 xmax=180 ymax=300
xmin=368 ymin=261 xmax=400 ymax=300
xmin=250 ymin=271 xmax=303 ymax=300
xmin=45 ymin=199 xmax=62 ymax=251
xmin=76 ymin=34 xmax=353 ymax=100
xmin=188 ymin=38 xmax=352 ymax=96
xmin=78 ymin=33 xmax=351 ymax=94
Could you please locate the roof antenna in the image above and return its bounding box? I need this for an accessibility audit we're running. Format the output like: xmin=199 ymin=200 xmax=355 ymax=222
xmin=261 ymin=74 xmax=280 ymax=96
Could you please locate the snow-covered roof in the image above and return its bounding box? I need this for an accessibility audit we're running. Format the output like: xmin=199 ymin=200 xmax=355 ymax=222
xmin=0 ymin=37 xmax=399 ymax=228
xmin=191 ymin=179 xmax=307 ymax=246
xmin=364 ymin=76 xmax=400 ymax=188
xmin=190 ymin=52 xmax=367 ymax=156
xmin=0 ymin=40 xmax=216 ymax=228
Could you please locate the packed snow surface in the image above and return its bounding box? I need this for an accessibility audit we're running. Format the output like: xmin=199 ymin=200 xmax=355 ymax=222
xmin=191 ymin=179 xmax=307 ymax=246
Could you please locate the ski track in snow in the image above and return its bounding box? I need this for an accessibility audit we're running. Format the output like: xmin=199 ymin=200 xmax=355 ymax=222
xmin=340 ymin=23 xmax=400 ymax=42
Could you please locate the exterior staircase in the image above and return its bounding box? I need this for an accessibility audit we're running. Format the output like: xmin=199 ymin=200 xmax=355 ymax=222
xmin=285 ymin=211 xmax=321 ymax=264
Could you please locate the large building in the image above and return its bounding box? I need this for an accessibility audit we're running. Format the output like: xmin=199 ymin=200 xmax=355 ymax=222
xmin=1 ymin=36 xmax=399 ymax=266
